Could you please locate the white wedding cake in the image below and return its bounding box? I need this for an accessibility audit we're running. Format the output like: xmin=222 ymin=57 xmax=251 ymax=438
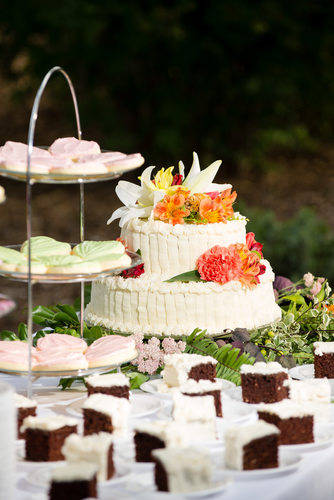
xmin=85 ymin=153 xmax=281 ymax=337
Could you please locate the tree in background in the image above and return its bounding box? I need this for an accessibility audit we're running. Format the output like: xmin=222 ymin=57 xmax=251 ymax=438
xmin=0 ymin=0 xmax=333 ymax=170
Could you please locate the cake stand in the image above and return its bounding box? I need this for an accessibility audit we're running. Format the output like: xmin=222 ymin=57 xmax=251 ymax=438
xmin=0 ymin=66 xmax=142 ymax=397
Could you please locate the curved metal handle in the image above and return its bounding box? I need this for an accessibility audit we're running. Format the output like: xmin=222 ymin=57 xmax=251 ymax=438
xmin=26 ymin=66 xmax=82 ymax=397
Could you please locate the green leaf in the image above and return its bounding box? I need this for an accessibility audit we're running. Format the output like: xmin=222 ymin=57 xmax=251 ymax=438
xmin=58 ymin=377 xmax=85 ymax=390
xmin=281 ymin=294 xmax=307 ymax=306
xmin=165 ymin=270 xmax=204 ymax=283
xmin=0 ymin=330 xmax=19 ymax=341
xmin=18 ymin=323 xmax=27 ymax=340
xmin=56 ymin=304 xmax=79 ymax=322
xmin=126 ymin=371 xmax=149 ymax=389
xmin=184 ymin=329 xmax=255 ymax=385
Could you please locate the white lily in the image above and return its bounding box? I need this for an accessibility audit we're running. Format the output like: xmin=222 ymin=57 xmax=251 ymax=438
xmin=108 ymin=152 xmax=228 ymax=227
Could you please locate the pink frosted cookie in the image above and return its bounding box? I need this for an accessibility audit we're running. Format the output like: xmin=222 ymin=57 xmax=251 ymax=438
xmin=0 ymin=340 xmax=36 ymax=355
xmin=0 ymin=341 xmax=37 ymax=371
xmin=105 ymin=153 xmax=145 ymax=171
xmin=33 ymin=348 xmax=88 ymax=371
xmin=85 ymin=335 xmax=137 ymax=368
xmin=0 ymin=141 xmax=50 ymax=161
xmin=36 ymin=333 xmax=87 ymax=353
xmin=49 ymin=137 xmax=101 ymax=159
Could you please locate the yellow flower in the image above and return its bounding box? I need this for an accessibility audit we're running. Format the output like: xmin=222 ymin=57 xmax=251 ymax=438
xmin=153 ymin=167 xmax=174 ymax=190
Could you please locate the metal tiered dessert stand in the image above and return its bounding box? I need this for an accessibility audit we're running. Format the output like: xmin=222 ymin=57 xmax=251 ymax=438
xmin=0 ymin=66 xmax=141 ymax=397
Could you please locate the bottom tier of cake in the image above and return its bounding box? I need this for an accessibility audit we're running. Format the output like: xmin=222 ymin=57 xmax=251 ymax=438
xmin=85 ymin=259 xmax=281 ymax=337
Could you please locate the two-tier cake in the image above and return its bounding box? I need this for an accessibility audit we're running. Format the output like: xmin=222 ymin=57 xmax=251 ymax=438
xmin=85 ymin=153 xmax=281 ymax=337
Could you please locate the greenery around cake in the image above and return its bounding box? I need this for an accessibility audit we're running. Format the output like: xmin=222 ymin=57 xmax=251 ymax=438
xmin=1 ymin=272 xmax=333 ymax=389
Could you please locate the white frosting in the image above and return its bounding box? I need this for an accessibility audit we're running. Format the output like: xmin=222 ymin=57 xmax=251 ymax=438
xmin=162 ymin=353 xmax=217 ymax=387
xmin=82 ymin=393 xmax=130 ymax=431
xmin=172 ymin=393 xmax=216 ymax=423
xmin=314 ymin=341 xmax=334 ymax=355
xmin=121 ymin=216 xmax=247 ymax=279
xmin=257 ymin=399 xmax=314 ymax=419
xmin=15 ymin=393 xmax=36 ymax=408
xmin=85 ymin=261 xmax=281 ymax=337
xmin=51 ymin=462 xmax=98 ymax=482
xmin=85 ymin=372 xmax=130 ymax=388
xmin=134 ymin=420 xmax=188 ymax=447
xmin=285 ymin=378 xmax=331 ymax=404
xmin=62 ymin=432 xmax=114 ymax=481
xmin=180 ymin=378 xmax=223 ymax=393
xmin=224 ymin=420 xmax=279 ymax=470
xmin=20 ymin=415 xmax=77 ymax=432
xmin=152 ymin=447 xmax=212 ymax=493
xmin=240 ymin=361 xmax=288 ymax=375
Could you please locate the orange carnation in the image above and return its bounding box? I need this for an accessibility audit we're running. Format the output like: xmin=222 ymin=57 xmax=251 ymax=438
xmin=196 ymin=242 xmax=262 ymax=288
xmin=196 ymin=245 xmax=243 ymax=284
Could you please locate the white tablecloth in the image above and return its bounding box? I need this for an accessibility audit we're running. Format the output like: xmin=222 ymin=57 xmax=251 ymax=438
xmin=1 ymin=373 xmax=333 ymax=500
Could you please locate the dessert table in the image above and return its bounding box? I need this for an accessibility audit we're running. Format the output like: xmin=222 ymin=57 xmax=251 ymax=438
xmin=2 ymin=372 xmax=334 ymax=500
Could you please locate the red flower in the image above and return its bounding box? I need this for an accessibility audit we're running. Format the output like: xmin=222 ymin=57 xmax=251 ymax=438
xmin=246 ymin=232 xmax=263 ymax=257
xmin=122 ymin=263 xmax=145 ymax=278
xmin=171 ymin=174 xmax=183 ymax=185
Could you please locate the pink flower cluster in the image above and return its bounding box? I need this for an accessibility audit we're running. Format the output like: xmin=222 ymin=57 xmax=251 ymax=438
xmin=130 ymin=332 xmax=186 ymax=375
xmin=303 ymin=272 xmax=325 ymax=299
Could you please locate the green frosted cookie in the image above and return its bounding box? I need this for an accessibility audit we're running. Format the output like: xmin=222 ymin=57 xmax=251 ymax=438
xmin=21 ymin=236 xmax=72 ymax=257
xmin=0 ymin=246 xmax=27 ymax=265
xmin=72 ymin=240 xmax=125 ymax=260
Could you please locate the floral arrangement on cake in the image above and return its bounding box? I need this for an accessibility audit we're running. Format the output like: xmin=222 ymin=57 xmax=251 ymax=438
xmin=108 ymin=152 xmax=238 ymax=227
xmin=166 ymin=232 xmax=265 ymax=289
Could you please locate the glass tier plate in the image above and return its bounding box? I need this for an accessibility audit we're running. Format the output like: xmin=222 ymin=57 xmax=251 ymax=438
xmin=0 ymin=159 xmax=141 ymax=184
xmin=0 ymin=352 xmax=137 ymax=378
xmin=0 ymin=248 xmax=141 ymax=283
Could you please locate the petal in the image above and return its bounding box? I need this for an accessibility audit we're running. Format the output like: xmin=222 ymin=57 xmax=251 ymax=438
xmin=188 ymin=159 xmax=222 ymax=194
xmin=119 ymin=206 xmax=153 ymax=227
xmin=183 ymin=152 xmax=200 ymax=187
xmin=178 ymin=160 xmax=185 ymax=178
xmin=206 ymin=182 xmax=232 ymax=192
xmin=107 ymin=206 xmax=129 ymax=225
xmin=116 ymin=181 xmax=142 ymax=207
xmin=140 ymin=166 xmax=156 ymax=190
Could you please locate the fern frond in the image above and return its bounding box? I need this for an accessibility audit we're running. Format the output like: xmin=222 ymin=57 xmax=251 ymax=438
xmin=184 ymin=329 xmax=255 ymax=386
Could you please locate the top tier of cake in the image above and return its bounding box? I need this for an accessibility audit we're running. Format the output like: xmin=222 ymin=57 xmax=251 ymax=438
xmin=121 ymin=216 xmax=246 ymax=279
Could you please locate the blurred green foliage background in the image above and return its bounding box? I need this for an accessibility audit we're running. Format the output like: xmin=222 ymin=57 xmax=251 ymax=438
xmin=0 ymin=0 xmax=334 ymax=285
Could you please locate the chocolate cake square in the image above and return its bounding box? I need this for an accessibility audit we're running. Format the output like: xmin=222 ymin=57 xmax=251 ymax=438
xmin=241 ymin=361 xmax=288 ymax=404
xmin=257 ymin=400 xmax=314 ymax=445
xmin=22 ymin=416 xmax=78 ymax=462
xmin=85 ymin=372 xmax=130 ymax=399
xmin=48 ymin=462 xmax=98 ymax=500
xmin=224 ymin=420 xmax=279 ymax=470
xmin=314 ymin=342 xmax=334 ymax=378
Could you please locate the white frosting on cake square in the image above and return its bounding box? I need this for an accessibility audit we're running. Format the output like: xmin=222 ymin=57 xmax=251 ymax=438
xmin=20 ymin=415 xmax=77 ymax=433
xmin=15 ymin=393 xmax=37 ymax=408
xmin=162 ymin=353 xmax=217 ymax=387
xmin=51 ymin=461 xmax=98 ymax=482
xmin=82 ymin=393 xmax=130 ymax=433
xmin=62 ymin=432 xmax=114 ymax=481
xmin=240 ymin=361 xmax=288 ymax=375
xmin=314 ymin=341 xmax=334 ymax=355
xmin=224 ymin=420 xmax=279 ymax=470
xmin=152 ymin=447 xmax=212 ymax=493
xmin=85 ymin=372 xmax=130 ymax=388
xmin=257 ymin=399 xmax=314 ymax=419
